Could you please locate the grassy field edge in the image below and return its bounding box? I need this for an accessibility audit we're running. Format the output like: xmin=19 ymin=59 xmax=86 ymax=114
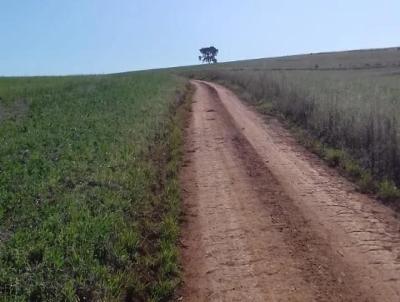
xmin=141 ymin=81 xmax=194 ymax=301
xmin=0 ymin=74 xmax=193 ymax=301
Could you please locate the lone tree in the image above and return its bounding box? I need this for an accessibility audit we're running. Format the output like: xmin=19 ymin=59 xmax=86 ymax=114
xmin=199 ymin=46 xmax=218 ymax=64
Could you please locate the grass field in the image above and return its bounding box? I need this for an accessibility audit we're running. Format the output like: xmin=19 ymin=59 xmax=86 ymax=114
xmin=183 ymin=47 xmax=400 ymax=208
xmin=0 ymin=72 xmax=189 ymax=301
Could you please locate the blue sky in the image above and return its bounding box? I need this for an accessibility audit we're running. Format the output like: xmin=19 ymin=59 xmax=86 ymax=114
xmin=1 ymin=0 xmax=399 ymax=76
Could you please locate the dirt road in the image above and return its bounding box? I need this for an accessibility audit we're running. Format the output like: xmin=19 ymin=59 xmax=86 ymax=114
xmin=179 ymin=81 xmax=400 ymax=301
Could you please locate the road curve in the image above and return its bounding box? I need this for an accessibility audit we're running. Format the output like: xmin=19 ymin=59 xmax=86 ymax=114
xmin=179 ymin=80 xmax=400 ymax=301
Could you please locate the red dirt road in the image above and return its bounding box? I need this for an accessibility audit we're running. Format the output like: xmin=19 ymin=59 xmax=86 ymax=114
xmin=179 ymin=81 xmax=400 ymax=301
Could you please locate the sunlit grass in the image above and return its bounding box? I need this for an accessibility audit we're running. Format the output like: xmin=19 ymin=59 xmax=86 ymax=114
xmin=0 ymin=72 xmax=188 ymax=301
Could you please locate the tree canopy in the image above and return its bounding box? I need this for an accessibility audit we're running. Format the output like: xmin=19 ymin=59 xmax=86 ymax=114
xmin=199 ymin=46 xmax=218 ymax=64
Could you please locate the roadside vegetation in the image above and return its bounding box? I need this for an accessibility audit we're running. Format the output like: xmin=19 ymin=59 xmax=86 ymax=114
xmin=0 ymin=72 xmax=189 ymax=301
xmin=184 ymin=47 xmax=400 ymax=209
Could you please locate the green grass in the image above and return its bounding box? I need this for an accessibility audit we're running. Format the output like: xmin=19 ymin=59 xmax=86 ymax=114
xmin=0 ymin=72 xmax=189 ymax=301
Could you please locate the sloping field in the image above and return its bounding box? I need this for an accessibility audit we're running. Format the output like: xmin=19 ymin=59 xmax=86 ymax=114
xmin=0 ymin=72 xmax=188 ymax=301
xmin=2 ymin=46 xmax=400 ymax=301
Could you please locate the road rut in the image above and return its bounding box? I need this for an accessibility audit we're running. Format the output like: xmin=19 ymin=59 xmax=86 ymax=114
xmin=179 ymin=81 xmax=400 ymax=301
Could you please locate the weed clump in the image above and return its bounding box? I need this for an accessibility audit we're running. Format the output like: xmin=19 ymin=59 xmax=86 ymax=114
xmin=377 ymin=180 xmax=400 ymax=203
xmin=357 ymin=172 xmax=375 ymax=193
xmin=324 ymin=148 xmax=344 ymax=167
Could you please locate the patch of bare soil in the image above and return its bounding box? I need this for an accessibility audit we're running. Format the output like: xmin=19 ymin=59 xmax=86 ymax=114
xmin=179 ymin=81 xmax=400 ymax=301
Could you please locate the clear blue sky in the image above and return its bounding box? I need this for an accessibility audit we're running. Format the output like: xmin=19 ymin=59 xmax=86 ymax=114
xmin=1 ymin=0 xmax=399 ymax=76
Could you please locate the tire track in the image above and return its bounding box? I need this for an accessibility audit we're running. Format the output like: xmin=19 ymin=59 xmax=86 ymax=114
xmin=179 ymin=81 xmax=388 ymax=301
